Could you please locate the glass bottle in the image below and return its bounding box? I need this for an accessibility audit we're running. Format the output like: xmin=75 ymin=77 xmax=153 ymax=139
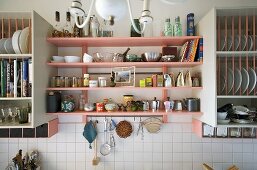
xmin=90 ymin=15 xmax=100 ymax=37
xmin=83 ymin=74 xmax=89 ymax=87
xmin=164 ymin=18 xmax=173 ymax=36
xmin=63 ymin=12 xmax=73 ymax=37
xmin=79 ymin=94 xmax=85 ymax=111
xmin=174 ymin=16 xmax=182 ymax=36
xmin=52 ymin=11 xmax=62 ymax=37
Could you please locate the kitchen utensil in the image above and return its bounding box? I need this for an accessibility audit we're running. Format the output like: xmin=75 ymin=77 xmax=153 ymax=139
xmin=47 ymin=91 xmax=61 ymax=113
xmin=92 ymin=121 xmax=100 ymax=166
xmin=174 ymin=100 xmax=183 ymax=111
xmin=183 ymin=98 xmax=200 ymax=112
xmin=143 ymin=117 xmax=162 ymax=133
xmin=217 ymin=112 xmax=228 ymax=120
xmin=141 ymin=52 xmax=162 ymax=62
xmin=114 ymin=47 xmax=130 ymax=62
xmin=232 ymin=118 xmax=253 ymax=124
xmin=84 ymin=102 xmax=94 ymax=111
xmin=142 ymin=100 xmax=150 ymax=111
xmin=241 ymin=67 xmax=249 ymax=93
xmin=19 ymin=27 xmax=30 ymax=54
xmin=100 ymin=119 xmax=111 ymax=156
xmin=217 ymin=103 xmax=233 ymax=112
xmin=184 ymin=70 xmax=192 ymax=87
xmin=83 ymin=53 xmax=93 ymax=62
xmin=232 ymin=105 xmax=249 ymax=115
xmin=202 ymin=163 xmax=214 ymax=170
xmin=64 ymin=55 xmax=81 ymax=63
xmin=248 ymin=67 xmax=256 ymax=93
xmin=109 ymin=133 xmax=115 ymax=147
xmin=234 ymin=68 xmax=242 ymax=93
xmin=151 ymin=97 xmax=160 ymax=112
xmin=115 ymin=120 xmax=133 ymax=138
xmin=93 ymin=52 xmax=114 ymax=62
xmin=83 ymin=120 xmax=97 ymax=149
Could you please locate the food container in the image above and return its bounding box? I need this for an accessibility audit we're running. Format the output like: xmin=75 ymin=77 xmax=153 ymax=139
xmin=98 ymin=77 xmax=107 ymax=87
xmin=89 ymin=80 xmax=98 ymax=87
xmin=64 ymin=56 xmax=81 ymax=63
xmin=123 ymin=95 xmax=133 ymax=106
xmin=96 ymin=102 xmax=104 ymax=112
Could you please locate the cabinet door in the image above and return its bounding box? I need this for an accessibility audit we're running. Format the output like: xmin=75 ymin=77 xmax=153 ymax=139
xmin=195 ymin=8 xmax=217 ymax=127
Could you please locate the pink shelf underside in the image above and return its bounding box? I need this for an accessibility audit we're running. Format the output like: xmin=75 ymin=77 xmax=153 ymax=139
xmin=47 ymin=36 xmax=202 ymax=47
xmin=47 ymin=62 xmax=203 ymax=68
xmin=47 ymin=87 xmax=203 ymax=91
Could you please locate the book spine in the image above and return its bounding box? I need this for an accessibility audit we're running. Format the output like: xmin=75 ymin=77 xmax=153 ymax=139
xmin=14 ymin=60 xmax=17 ymax=98
xmin=1 ymin=60 xmax=7 ymax=97
xmin=22 ymin=59 xmax=28 ymax=97
xmin=195 ymin=38 xmax=203 ymax=62
xmin=28 ymin=59 xmax=32 ymax=97
xmin=20 ymin=61 xmax=23 ymax=97
xmin=189 ymin=38 xmax=199 ymax=62
xmin=6 ymin=60 xmax=10 ymax=97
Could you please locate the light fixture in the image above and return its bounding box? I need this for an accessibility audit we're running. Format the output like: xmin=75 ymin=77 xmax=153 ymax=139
xmin=69 ymin=0 xmax=153 ymax=34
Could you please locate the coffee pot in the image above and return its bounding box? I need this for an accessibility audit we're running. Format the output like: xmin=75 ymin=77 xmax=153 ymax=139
xmin=183 ymin=98 xmax=200 ymax=112
xmin=151 ymin=97 xmax=160 ymax=112
xmin=163 ymin=74 xmax=172 ymax=87
xmin=174 ymin=100 xmax=183 ymax=111
xmin=163 ymin=97 xmax=174 ymax=112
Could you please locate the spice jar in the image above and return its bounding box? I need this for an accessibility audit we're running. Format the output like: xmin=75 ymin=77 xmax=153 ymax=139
xmin=83 ymin=74 xmax=89 ymax=87
xmin=55 ymin=76 xmax=61 ymax=87
xmin=98 ymin=77 xmax=107 ymax=87
xmin=96 ymin=102 xmax=104 ymax=112
xmin=72 ymin=77 xmax=78 ymax=87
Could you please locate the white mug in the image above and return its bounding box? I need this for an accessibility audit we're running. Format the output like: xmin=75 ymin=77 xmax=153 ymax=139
xmin=83 ymin=53 xmax=93 ymax=63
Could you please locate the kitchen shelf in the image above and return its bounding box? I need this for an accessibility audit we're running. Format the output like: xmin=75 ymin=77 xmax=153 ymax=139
xmin=0 ymin=54 xmax=32 ymax=58
xmin=47 ymin=36 xmax=202 ymax=47
xmin=217 ymin=96 xmax=257 ymax=99
xmin=47 ymin=86 xmax=203 ymax=91
xmin=0 ymin=122 xmax=32 ymax=128
xmin=47 ymin=62 xmax=203 ymax=68
xmin=0 ymin=97 xmax=32 ymax=100
xmin=217 ymin=122 xmax=257 ymax=128
xmin=47 ymin=110 xmax=203 ymax=116
xmin=216 ymin=51 xmax=257 ymax=57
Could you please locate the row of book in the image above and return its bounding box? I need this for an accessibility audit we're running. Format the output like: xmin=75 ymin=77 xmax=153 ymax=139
xmin=180 ymin=38 xmax=203 ymax=62
xmin=0 ymin=58 xmax=32 ymax=97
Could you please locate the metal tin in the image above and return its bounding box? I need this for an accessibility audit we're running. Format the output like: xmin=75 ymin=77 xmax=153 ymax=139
xmin=96 ymin=102 xmax=104 ymax=112
xmin=98 ymin=77 xmax=107 ymax=87
xmin=187 ymin=13 xmax=194 ymax=36
xmin=89 ymin=80 xmax=98 ymax=87
xmin=123 ymin=95 xmax=133 ymax=106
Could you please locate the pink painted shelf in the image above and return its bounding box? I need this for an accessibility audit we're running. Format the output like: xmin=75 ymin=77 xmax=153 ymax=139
xmin=47 ymin=62 xmax=203 ymax=68
xmin=47 ymin=36 xmax=202 ymax=47
xmin=47 ymin=110 xmax=202 ymax=116
xmin=47 ymin=86 xmax=203 ymax=91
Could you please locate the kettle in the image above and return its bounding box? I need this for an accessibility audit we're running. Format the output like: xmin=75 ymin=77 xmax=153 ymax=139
xmin=183 ymin=98 xmax=200 ymax=112
xmin=151 ymin=97 xmax=160 ymax=112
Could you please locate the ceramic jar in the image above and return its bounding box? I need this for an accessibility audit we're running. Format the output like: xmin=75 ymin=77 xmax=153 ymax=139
xmin=61 ymin=95 xmax=75 ymax=112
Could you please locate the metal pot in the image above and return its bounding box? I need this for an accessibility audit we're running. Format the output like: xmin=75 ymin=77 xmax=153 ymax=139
xmin=174 ymin=100 xmax=183 ymax=111
xmin=183 ymin=98 xmax=200 ymax=112
xmin=151 ymin=97 xmax=160 ymax=112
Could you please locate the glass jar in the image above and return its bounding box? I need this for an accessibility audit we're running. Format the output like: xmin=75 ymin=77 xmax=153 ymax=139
xmin=79 ymin=94 xmax=85 ymax=111
xmin=98 ymin=77 xmax=107 ymax=87
xmin=83 ymin=74 xmax=89 ymax=87
xmin=174 ymin=16 xmax=182 ymax=36
xmin=61 ymin=95 xmax=75 ymax=112
xmin=164 ymin=18 xmax=173 ymax=36
xmin=63 ymin=12 xmax=73 ymax=37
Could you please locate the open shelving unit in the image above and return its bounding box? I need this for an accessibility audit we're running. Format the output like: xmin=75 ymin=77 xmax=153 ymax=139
xmin=46 ymin=36 xmax=204 ymax=123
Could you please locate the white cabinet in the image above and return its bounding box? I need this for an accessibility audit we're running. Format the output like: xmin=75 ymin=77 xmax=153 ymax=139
xmin=0 ymin=11 xmax=57 ymax=128
xmin=194 ymin=7 xmax=257 ymax=128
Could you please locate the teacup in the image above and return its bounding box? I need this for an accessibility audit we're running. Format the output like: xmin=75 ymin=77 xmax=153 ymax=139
xmin=83 ymin=53 xmax=93 ymax=63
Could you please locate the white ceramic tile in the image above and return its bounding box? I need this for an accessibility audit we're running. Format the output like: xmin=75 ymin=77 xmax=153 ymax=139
xmin=182 ymin=133 xmax=192 ymax=143
xmin=243 ymin=144 xmax=253 ymax=153
xmin=163 ymin=152 xmax=172 ymax=162
xmin=76 ymin=152 xmax=86 ymax=162
xmin=47 ymin=134 xmax=57 ymax=143
xmin=19 ymin=143 xmax=28 ymax=153
xmin=202 ymin=143 xmax=212 ymax=153
xmin=47 ymin=152 xmax=57 ymax=162
xmin=66 ymin=133 xmax=76 ymax=143
xmin=56 ymin=142 xmax=67 ymax=153
xmin=162 ymin=133 xmax=172 ymax=142
xmin=183 ymin=153 xmax=192 ymax=162
xmin=203 ymin=153 xmax=213 ymax=162
xmin=173 ymin=143 xmax=182 ymax=153
xmin=193 ymin=162 xmax=203 ymax=170
xmin=144 ymin=152 xmax=153 ymax=162
xmin=0 ymin=143 xmax=8 ymax=153
xmin=212 ymin=153 xmax=223 ymax=162
xmin=144 ymin=142 xmax=153 ymax=152
xmin=191 ymin=133 xmax=202 ymax=143
xmin=75 ymin=123 xmax=84 ymax=133
xmin=153 ymin=162 xmax=162 ymax=170
xmin=233 ymin=152 xmax=243 ymax=162
xmin=66 ymin=143 xmax=76 ymax=153
xmin=243 ymin=163 xmax=255 ymax=170
xmin=182 ymin=143 xmax=192 ymax=153
xmin=57 ymin=152 xmax=67 ymax=162
xmin=123 ymin=152 xmax=133 ymax=162
xmin=134 ymin=142 xmax=143 ymax=152
xmin=233 ymin=143 xmax=242 ymax=152
xmin=8 ymin=138 xmax=18 ymax=143
xmin=56 ymin=133 xmax=66 ymax=143
xmin=75 ymin=142 xmax=86 ymax=153
xmin=183 ymin=162 xmax=193 ymax=170
xmin=223 ymin=143 xmax=233 ymax=153
xmin=173 ymin=153 xmax=182 ymax=162
xmin=192 ymin=143 xmax=202 ymax=153
xmin=0 ymin=139 xmax=8 ymax=143
xmin=172 ymin=162 xmax=183 ymax=170
xmin=144 ymin=162 xmax=153 ymax=170
xmin=123 ymin=142 xmax=133 ymax=152
xmin=192 ymin=153 xmax=202 ymax=162
xmin=0 ymin=152 xmax=8 ymax=163
xmin=28 ymin=142 xmax=37 ymax=151
xmin=8 ymin=143 xmax=18 ymax=156
xmin=114 ymin=151 xmax=124 ymax=162
xmin=163 ymin=162 xmax=173 ymax=170
xmin=152 ymin=132 xmax=163 ymax=143
xmin=153 ymin=152 xmax=162 ymax=162
xmin=133 ymin=152 xmax=144 ymax=162
xmin=75 ymin=133 xmax=86 ymax=143
xmin=115 ymin=162 xmax=125 ymax=170
xmin=173 ymin=133 xmax=183 ymax=143
xmin=223 ymin=152 xmax=233 ymax=162
xmin=153 ymin=143 xmax=162 ymax=153
xmin=85 ymin=153 xmax=93 ymax=162
xmin=66 ymin=162 xmax=76 ymax=170
xmin=163 ymin=142 xmax=172 ymax=153
xmin=182 ymin=123 xmax=192 ymax=132
xmin=243 ymin=153 xmax=253 ymax=163
xmin=76 ymin=161 xmax=85 ymax=170
xmin=18 ymin=138 xmax=28 ymax=143
xmin=64 ymin=124 xmax=76 ymax=133
xmin=172 ymin=124 xmax=183 ymax=132
xmin=134 ymin=162 xmax=144 ymax=170
xmin=213 ymin=163 xmax=223 ymax=170
xmin=47 ymin=142 xmax=57 ymax=152
xmin=212 ymin=143 xmax=223 ymax=153
xmin=143 ymin=133 xmax=153 ymax=142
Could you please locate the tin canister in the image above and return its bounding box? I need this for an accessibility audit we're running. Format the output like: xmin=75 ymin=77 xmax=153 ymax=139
xmin=96 ymin=102 xmax=104 ymax=112
xmin=123 ymin=95 xmax=134 ymax=106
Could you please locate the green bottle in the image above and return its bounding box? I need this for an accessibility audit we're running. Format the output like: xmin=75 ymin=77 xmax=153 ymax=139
xmin=164 ymin=18 xmax=173 ymax=36
xmin=174 ymin=16 xmax=182 ymax=36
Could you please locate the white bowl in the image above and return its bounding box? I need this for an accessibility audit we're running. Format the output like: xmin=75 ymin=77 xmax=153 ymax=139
xmin=217 ymin=112 xmax=227 ymax=120
xmin=52 ymin=56 xmax=64 ymax=62
xmin=64 ymin=56 xmax=81 ymax=63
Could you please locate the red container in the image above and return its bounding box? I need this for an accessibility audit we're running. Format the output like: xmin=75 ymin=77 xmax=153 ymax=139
xmin=96 ymin=102 xmax=104 ymax=112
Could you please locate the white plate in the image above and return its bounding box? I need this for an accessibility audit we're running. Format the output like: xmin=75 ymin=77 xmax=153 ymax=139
xmin=12 ymin=30 xmax=22 ymax=54
xmin=219 ymin=71 xmax=226 ymax=94
xmin=247 ymin=35 xmax=253 ymax=51
xmin=227 ymin=36 xmax=233 ymax=51
xmin=19 ymin=27 xmax=30 ymax=54
xmin=220 ymin=34 xmax=227 ymax=51
xmin=248 ymin=67 xmax=256 ymax=93
xmin=232 ymin=118 xmax=253 ymax=124
xmin=0 ymin=38 xmax=8 ymax=54
xmin=234 ymin=68 xmax=242 ymax=93
xmin=241 ymin=35 xmax=247 ymax=51
xmin=227 ymin=68 xmax=234 ymax=93
xmin=234 ymin=35 xmax=240 ymax=51
xmin=241 ymin=68 xmax=249 ymax=93
xmin=217 ymin=119 xmax=231 ymax=124
xmin=4 ymin=38 xmax=15 ymax=54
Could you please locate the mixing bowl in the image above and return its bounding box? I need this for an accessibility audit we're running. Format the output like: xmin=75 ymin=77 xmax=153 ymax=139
xmin=141 ymin=52 xmax=162 ymax=62
xmin=217 ymin=112 xmax=228 ymax=120
xmin=93 ymin=52 xmax=115 ymax=62
xmin=64 ymin=56 xmax=81 ymax=63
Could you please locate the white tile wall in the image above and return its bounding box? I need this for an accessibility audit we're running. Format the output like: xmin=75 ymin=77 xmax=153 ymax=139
xmin=1 ymin=118 xmax=257 ymax=170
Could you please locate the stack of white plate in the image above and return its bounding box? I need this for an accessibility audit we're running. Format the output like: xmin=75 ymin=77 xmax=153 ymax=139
xmin=0 ymin=27 xmax=30 ymax=54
